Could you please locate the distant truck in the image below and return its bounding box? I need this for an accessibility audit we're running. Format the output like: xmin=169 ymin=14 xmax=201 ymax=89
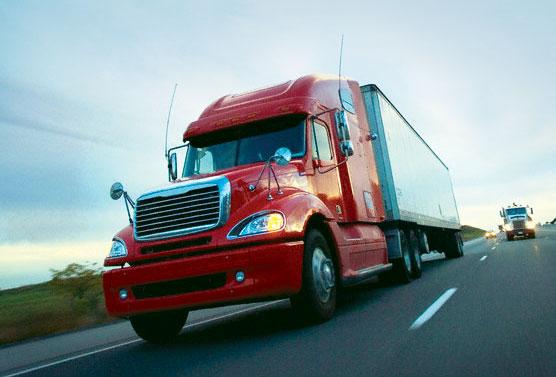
xmin=500 ymin=204 xmax=536 ymax=241
xmin=103 ymin=74 xmax=462 ymax=342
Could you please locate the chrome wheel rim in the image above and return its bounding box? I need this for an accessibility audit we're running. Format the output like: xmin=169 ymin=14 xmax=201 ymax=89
xmin=312 ymin=247 xmax=335 ymax=303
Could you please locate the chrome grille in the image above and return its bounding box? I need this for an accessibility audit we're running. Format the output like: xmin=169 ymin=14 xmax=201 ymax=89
xmin=512 ymin=219 xmax=526 ymax=229
xmin=135 ymin=185 xmax=222 ymax=240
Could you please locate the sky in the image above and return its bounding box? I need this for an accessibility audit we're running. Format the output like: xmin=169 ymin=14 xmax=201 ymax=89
xmin=1 ymin=0 xmax=555 ymax=289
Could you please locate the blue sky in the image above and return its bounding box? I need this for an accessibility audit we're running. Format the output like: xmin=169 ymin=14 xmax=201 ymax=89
xmin=1 ymin=0 xmax=555 ymax=288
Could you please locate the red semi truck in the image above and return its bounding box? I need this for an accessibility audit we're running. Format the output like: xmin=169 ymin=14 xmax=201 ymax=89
xmin=104 ymin=74 xmax=462 ymax=342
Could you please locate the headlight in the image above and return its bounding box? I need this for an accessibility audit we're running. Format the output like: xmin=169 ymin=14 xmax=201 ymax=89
xmin=108 ymin=239 xmax=127 ymax=258
xmin=526 ymin=221 xmax=535 ymax=229
xmin=228 ymin=211 xmax=285 ymax=239
xmin=504 ymin=224 xmax=512 ymax=231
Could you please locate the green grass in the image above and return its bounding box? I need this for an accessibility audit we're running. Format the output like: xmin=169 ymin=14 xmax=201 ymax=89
xmin=460 ymin=224 xmax=487 ymax=242
xmin=0 ymin=270 xmax=116 ymax=345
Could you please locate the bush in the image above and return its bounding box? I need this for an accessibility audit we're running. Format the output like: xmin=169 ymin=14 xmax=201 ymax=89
xmin=49 ymin=262 xmax=104 ymax=314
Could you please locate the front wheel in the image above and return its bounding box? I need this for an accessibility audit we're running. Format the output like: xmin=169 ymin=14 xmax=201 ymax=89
xmin=291 ymin=229 xmax=336 ymax=322
xmin=130 ymin=310 xmax=188 ymax=343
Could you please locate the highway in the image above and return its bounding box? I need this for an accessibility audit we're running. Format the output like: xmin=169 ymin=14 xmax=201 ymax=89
xmin=2 ymin=225 xmax=556 ymax=377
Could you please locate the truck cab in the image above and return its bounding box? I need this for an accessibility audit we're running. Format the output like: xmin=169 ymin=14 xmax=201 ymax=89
xmin=103 ymin=74 xmax=462 ymax=343
xmin=500 ymin=204 xmax=536 ymax=241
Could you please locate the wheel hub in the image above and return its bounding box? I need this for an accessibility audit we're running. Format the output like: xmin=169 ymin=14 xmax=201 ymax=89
xmin=312 ymin=247 xmax=335 ymax=302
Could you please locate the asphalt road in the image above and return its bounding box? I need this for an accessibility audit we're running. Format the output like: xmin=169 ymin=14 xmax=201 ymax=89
xmin=2 ymin=225 xmax=556 ymax=377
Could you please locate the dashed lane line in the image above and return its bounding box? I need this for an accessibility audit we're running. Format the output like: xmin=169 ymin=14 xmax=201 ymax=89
xmin=409 ymin=288 xmax=458 ymax=330
xmin=480 ymin=256 xmax=487 ymax=261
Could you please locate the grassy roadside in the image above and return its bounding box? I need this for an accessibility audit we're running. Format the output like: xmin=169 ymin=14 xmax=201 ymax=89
xmin=1 ymin=225 xmax=486 ymax=345
xmin=0 ymin=264 xmax=116 ymax=345
xmin=460 ymin=224 xmax=487 ymax=242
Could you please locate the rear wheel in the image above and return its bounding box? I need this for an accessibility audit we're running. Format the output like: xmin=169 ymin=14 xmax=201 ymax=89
xmin=444 ymin=231 xmax=463 ymax=259
xmin=391 ymin=229 xmax=413 ymax=283
xmin=418 ymin=230 xmax=430 ymax=254
xmin=291 ymin=229 xmax=337 ymax=322
xmin=506 ymin=234 xmax=514 ymax=241
xmin=408 ymin=229 xmax=422 ymax=279
xmin=130 ymin=310 xmax=188 ymax=343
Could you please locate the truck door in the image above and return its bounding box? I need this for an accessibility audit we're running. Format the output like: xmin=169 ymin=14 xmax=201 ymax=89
xmin=308 ymin=117 xmax=344 ymax=221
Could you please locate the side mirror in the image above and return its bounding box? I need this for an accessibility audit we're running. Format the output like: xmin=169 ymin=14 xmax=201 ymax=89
xmin=168 ymin=152 xmax=178 ymax=181
xmin=110 ymin=182 xmax=124 ymax=200
xmin=273 ymin=147 xmax=291 ymax=166
xmin=335 ymin=111 xmax=351 ymax=141
xmin=499 ymin=210 xmax=503 ymax=217
xmin=338 ymin=88 xmax=355 ymax=113
xmin=340 ymin=141 xmax=354 ymax=157
xmin=530 ymin=208 xmax=534 ymax=214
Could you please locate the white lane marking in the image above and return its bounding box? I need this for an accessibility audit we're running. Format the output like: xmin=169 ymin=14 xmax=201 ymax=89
xmin=2 ymin=339 xmax=141 ymax=377
xmin=409 ymin=288 xmax=458 ymax=330
xmin=4 ymin=301 xmax=278 ymax=377
xmin=480 ymin=256 xmax=487 ymax=261
xmin=491 ymin=247 xmax=496 ymax=250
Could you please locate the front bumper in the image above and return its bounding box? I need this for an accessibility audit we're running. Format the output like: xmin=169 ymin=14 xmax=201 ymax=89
xmin=506 ymin=229 xmax=535 ymax=237
xmin=103 ymin=240 xmax=304 ymax=317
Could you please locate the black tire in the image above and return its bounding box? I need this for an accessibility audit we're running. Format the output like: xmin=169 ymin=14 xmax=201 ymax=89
xmin=506 ymin=234 xmax=514 ymax=241
xmin=290 ymin=229 xmax=336 ymax=322
xmin=130 ymin=310 xmax=188 ymax=343
xmin=444 ymin=232 xmax=463 ymax=259
xmin=408 ymin=229 xmax=422 ymax=279
xmin=530 ymin=232 xmax=536 ymax=239
xmin=391 ymin=229 xmax=413 ymax=284
xmin=418 ymin=230 xmax=430 ymax=254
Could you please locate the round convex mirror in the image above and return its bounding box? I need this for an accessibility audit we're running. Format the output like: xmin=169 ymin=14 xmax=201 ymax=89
xmin=274 ymin=147 xmax=291 ymax=167
xmin=110 ymin=182 xmax=124 ymax=200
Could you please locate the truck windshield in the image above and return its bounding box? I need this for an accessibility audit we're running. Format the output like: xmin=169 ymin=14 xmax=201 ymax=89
xmin=506 ymin=208 xmax=526 ymax=216
xmin=182 ymin=115 xmax=306 ymax=177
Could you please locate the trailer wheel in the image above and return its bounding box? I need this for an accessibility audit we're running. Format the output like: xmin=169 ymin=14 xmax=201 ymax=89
xmin=391 ymin=229 xmax=413 ymax=284
xmin=130 ymin=310 xmax=188 ymax=343
xmin=291 ymin=229 xmax=336 ymax=322
xmin=506 ymin=234 xmax=514 ymax=241
xmin=444 ymin=232 xmax=463 ymax=259
xmin=408 ymin=229 xmax=422 ymax=279
xmin=418 ymin=230 xmax=430 ymax=254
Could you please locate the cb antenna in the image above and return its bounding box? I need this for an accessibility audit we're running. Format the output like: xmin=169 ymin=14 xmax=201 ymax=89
xmin=164 ymin=83 xmax=178 ymax=160
xmin=338 ymin=34 xmax=344 ymax=90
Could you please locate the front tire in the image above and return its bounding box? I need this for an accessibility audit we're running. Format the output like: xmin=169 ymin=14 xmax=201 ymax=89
xmin=291 ymin=229 xmax=336 ymax=322
xmin=130 ymin=310 xmax=188 ymax=343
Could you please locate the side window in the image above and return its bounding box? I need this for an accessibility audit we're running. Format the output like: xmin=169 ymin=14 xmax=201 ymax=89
xmin=312 ymin=122 xmax=333 ymax=161
xmin=199 ymin=150 xmax=214 ymax=173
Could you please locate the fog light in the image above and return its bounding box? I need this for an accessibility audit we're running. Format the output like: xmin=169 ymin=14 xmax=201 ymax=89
xmin=119 ymin=288 xmax=128 ymax=300
xmin=235 ymin=271 xmax=245 ymax=283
